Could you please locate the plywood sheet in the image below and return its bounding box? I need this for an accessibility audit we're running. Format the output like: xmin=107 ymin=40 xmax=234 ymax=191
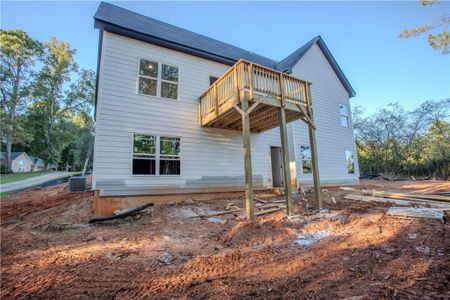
xmin=386 ymin=207 xmax=444 ymax=221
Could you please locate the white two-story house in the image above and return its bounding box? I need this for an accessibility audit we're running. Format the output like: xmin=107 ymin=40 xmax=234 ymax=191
xmin=92 ymin=2 xmax=359 ymax=213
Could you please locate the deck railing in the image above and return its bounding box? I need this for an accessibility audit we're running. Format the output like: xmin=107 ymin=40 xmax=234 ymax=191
xmin=199 ymin=59 xmax=309 ymax=125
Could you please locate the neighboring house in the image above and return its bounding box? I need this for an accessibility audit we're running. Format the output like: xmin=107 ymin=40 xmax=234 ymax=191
xmin=29 ymin=156 xmax=45 ymax=172
xmin=0 ymin=152 xmax=33 ymax=173
xmin=93 ymin=3 xmax=359 ymax=201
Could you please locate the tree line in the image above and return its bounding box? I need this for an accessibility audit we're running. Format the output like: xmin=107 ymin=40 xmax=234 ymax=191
xmin=353 ymin=99 xmax=450 ymax=179
xmin=1 ymin=29 xmax=95 ymax=173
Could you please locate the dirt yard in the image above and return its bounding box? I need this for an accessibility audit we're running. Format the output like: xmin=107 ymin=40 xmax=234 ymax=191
xmin=1 ymin=180 xmax=449 ymax=299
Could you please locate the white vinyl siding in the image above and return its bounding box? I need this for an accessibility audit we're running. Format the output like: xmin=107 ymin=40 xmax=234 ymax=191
xmin=93 ymin=32 xmax=359 ymax=195
xmin=289 ymin=43 xmax=359 ymax=185
xmin=93 ymin=32 xmax=281 ymax=195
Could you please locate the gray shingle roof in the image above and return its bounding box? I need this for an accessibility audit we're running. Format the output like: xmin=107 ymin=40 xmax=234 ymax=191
xmin=94 ymin=2 xmax=277 ymax=68
xmin=94 ymin=2 xmax=355 ymax=97
xmin=0 ymin=152 xmax=26 ymax=161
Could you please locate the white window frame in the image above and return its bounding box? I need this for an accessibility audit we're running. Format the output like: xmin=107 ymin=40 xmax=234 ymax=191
xmin=131 ymin=134 xmax=157 ymax=176
xmin=345 ymin=150 xmax=355 ymax=174
xmin=159 ymin=136 xmax=181 ymax=176
xmin=137 ymin=58 xmax=180 ymax=101
xmin=340 ymin=104 xmax=349 ymax=128
xmin=131 ymin=133 xmax=182 ymax=177
xmin=299 ymin=145 xmax=312 ymax=175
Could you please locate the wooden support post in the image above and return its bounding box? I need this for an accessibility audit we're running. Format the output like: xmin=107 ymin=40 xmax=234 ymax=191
xmin=279 ymin=74 xmax=293 ymax=216
xmin=279 ymin=107 xmax=293 ymax=216
xmin=305 ymin=83 xmax=322 ymax=210
xmin=239 ymin=66 xmax=254 ymax=221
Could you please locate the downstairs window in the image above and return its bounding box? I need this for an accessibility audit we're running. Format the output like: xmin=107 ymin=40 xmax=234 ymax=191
xmin=132 ymin=134 xmax=156 ymax=175
xmin=132 ymin=134 xmax=181 ymax=175
xmin=345 ymin=150 xmax=355 ymax=174
xmin=300 ymin=145 xmax=312 ymax=174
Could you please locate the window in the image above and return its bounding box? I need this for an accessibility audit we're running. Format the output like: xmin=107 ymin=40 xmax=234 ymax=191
xmin=132 ymin=134 xmax=156 ymax=175
xmin=300 ymin=145 xmax=312 ymax=174
xmin=138 ymin=58 xmax=178 ymax=100
xmin=138 ymin=59 xmax=158 ymax=96
xmin=209 ymin=76 xmax=219 ymax=86
xmin=132 ymin=134 xmax=181 ymax=175
xmin=345 ymin=150 xmax=355 ymax=174
xmin=159 ymin=137 xmax=181 ymax=175
xmin=340 ymin=104 xmax=349 ymax=127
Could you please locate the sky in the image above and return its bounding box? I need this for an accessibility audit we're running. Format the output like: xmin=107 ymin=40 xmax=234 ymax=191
xmin=2 ymin=1 xmax=450 ymax=115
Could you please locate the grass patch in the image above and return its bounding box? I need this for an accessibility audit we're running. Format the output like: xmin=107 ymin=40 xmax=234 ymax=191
xmin=0 ymin=189 xmax=20 ymax=197
xmin=0 ymin=171 xmax=53 ymax=184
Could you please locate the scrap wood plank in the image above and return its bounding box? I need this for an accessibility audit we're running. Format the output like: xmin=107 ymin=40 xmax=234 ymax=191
xmin=240 ymin=207 xmax=282 ymax=219
xmin=254 ymin=196 xmax=268 ymax=204
xmin=254 ymin=207 xmax=281 ymax=216
xmin=345 ymin=194 xmax=411 ymax=206
xmin=386 ymin=207 xmax=444 ymax=222
xmin=190 ymin=208 xmax=242 ymax=218
xmin=339 ymin=187 xmax=357 ymax=191
xmin=344 ymin=194 xmax=450 ymax=210
xmin=256 ymin=203 xmax=284 ymax=210
xmin=361 ymin=189 xmax=450 ymax=203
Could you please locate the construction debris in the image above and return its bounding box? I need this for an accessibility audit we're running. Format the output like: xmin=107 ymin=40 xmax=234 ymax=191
xmin=190 ymin=208 xmax=243 ymax=218
xmin=339 ymin=186 xmax=357 ymax=191
xmin=207 ymin=217 xmax=226 ymax=224
xmin=1 ymin=180 xmax=449 ymax=299
xmin=295 ymin=230 xmax=331 ymax=247
xmin=253 ymin=196 xmax=268 ymax=204
xmin=386 ymin=207 xmax=444 ymax=222
xmin=344 ymin=194 xmax=450 ymax=210
xmin=360 ymin=189 xmax=450 ymax=203
xmin=89 ymin=203 xmax=154 ymax=223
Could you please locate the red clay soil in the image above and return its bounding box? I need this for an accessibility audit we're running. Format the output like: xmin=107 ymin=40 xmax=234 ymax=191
xmin=1 ymin=180 xmax=449 ymax=299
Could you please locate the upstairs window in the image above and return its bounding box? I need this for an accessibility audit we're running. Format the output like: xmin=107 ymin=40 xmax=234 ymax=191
xmin=340 ymin=104 xmax=349 ymax=127
xmin=132 ymin=134 xmax=156 ymax=175
xmin=300 ymin=145 xmax=312 ymax=174
xmin=138 ymin=58 xmax=179 ymax=100
xmin=345 ymin=150 xmax=355 ymax=174
xmin=138 ymin=59 xmax=158 ymax=96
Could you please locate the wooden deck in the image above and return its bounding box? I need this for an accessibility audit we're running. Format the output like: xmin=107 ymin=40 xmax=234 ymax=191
xmin=198 ymin=59 xmax=321 ymax=220
xmin=199 ymin=59 xmax=312 ymax=132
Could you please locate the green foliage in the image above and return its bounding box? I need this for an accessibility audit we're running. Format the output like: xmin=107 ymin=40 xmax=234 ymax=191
xmin=28 ymin=37 xmax=78 ymax=166
xmin=399 ymin=1 xmax=450 ymax=54
xmin=353 ymin=99 xmax=450 ymax=178
xmin=1 ymin=30 xmax=96 ymax=172
xmin=422 ymin=120 xmax=450 ymax=177
xmin=0 ymin=29 xmax=42 ymax=171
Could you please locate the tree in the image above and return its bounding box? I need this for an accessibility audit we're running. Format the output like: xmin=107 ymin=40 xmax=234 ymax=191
xmin=399 ymin=0 xmax=450 ymax=54
xmin=422 ymin=120 xmax=450 ymax=178
xmin=31 ymin=37 xmax=78 ymax=167
xmin=353 ymin=99 xmax=450 ymax=176
xmin=0 ymin=29 xmax=41 ymax=172
xmin=58 ymin=69 xmax=96 ymax=171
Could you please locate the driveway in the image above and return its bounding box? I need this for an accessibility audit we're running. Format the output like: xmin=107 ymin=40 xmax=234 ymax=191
xmin=0 ymin=172 xmax=74 ymax=193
